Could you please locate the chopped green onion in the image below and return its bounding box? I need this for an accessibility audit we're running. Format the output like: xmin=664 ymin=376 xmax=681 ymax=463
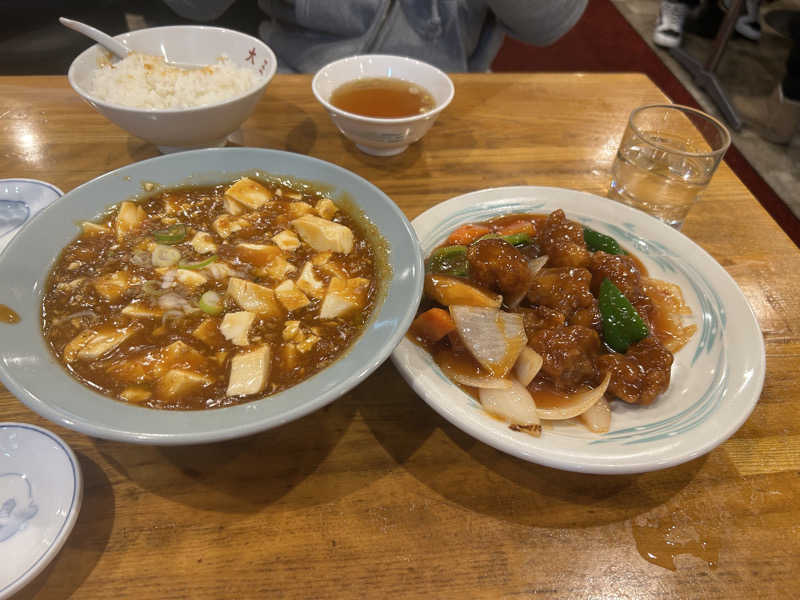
xmin=197 ymin=291 xmax=223 ymax=316
xmin=179 ymin=254 xmax=218 ymax=270
xmin=583 ymin=226 xmax=626 ymax=255
xmin=153 ymin=223 xmax=187 ymax=245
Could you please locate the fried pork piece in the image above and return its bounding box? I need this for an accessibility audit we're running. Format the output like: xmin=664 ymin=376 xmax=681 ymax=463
xmin=588 ymin=251 xmax=652 ymax=323
xmin=538 ymin=209 xmax=590 ymax=268
xmin=527 ymin=266 xmax=600 ymax=329
xmin=466 ymin=238 xmax=533 ymax=302
xmin=595 ymin=336 xmax=673 ymax=405
xmin=527 ymin=324 xmax=602 ymax=392
xmin=517 ymin=305 xmax=566 ymax=337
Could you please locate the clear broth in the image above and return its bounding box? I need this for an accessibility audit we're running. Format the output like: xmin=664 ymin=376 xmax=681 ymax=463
xmin=330 ymin=77 xmax=435 ymax=118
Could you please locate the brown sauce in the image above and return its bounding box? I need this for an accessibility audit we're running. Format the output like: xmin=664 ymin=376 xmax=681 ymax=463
xmin=632 ymin=515 xmax=719 ymax=570
xmin=330 ymin=77 xmax=436 ymax=118
xmin=0 ymin=304 xmax=20 ymax=324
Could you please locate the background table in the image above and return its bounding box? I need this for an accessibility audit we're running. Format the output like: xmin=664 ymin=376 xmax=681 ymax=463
xmin=1 ymin=73 xmax=798 ymax=599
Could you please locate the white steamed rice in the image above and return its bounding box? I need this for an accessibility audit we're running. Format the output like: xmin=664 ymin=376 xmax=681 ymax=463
xmin=88 ymin=53 xmax=261 ymax=110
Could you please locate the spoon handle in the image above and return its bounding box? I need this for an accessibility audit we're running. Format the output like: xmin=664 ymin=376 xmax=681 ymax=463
xmin=59 ymin=17 xmax=131 ymax=59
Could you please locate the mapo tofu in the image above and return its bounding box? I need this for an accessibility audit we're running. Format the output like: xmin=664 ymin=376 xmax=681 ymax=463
xmin=42 ymin=177 xmax=381 ymax=410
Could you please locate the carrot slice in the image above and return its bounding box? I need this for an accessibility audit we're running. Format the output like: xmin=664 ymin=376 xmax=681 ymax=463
xmin=445 ymin=224 xmax=491 ymax=246
xmin=495 ymin=220 xmax=536 ymax=237
xmin=410 ymin=308 xmax=456 ymax=343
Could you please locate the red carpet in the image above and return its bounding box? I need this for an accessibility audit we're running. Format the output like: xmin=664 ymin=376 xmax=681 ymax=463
xmin=491 ymin=0 xmax=800 ymax=247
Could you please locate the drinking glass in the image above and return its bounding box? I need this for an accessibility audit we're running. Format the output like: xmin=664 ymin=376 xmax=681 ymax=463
xmin=607 ymin=104 xmax=731 ymax=229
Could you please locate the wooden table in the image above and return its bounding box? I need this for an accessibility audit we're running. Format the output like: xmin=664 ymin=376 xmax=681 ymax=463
xmin=1 ymin=73 xmax=798 ymax=599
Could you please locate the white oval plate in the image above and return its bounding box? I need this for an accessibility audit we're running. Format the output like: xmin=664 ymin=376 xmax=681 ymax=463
xmin=391 ymin=186 xmax=765 ymax=474
xmin=0 ymin=179 xmax=63 ymax=255
xmin=0 ymin=423 xmax=82 ymax=599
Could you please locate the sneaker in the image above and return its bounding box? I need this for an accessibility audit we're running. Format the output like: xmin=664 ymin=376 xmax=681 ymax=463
xmin=721 ymin=0 xmax=762 ymax=41
xmin=734 ymin=85 xmax=800 ymax=145
xmin=735 ymin=0 xmax=761 ymax=41
xmin=653 ymin=1 xmax=690 ymax=48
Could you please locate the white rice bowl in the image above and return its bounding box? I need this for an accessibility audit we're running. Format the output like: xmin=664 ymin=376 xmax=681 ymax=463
xmin=67 ymin=25 xmax=276 ymax=152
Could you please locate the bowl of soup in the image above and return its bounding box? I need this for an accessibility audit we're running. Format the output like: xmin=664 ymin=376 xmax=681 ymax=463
xmin=0 ymin=148 xmax=423 ymax=444
xmin=311 ymin=54 xmax=454 ymax=156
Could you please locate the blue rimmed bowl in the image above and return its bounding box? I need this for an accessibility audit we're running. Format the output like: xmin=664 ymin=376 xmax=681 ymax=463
xmin=0 ymin=148 xmax=423 ymax=444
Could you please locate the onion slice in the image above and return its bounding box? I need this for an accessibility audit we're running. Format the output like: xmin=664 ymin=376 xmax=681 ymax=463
xmin=450 ymin=305 xmax=527 ymax=378
xmin=513 ymin=347 xmax=543 ymax=386
xmin=579 ymin=396 xmax=611 ymax=433
xmin=437 ymin=349 xmax=512 ymax=389
xmin=479 ymin=378 xmax=541 ymax=436
xmin=533 ymin=372 xmax=611 ymax=420
xmin=504 ymin=255 xmax=550 ymax=310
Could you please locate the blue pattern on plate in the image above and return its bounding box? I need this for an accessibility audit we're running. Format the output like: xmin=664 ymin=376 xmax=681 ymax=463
xmin=0 ymin=473 xmax=38 ymax=543
xmin=421 ymin=203 xmax=728 ymax=446
xmin=0 ymin=180 xmax=63 ymax=251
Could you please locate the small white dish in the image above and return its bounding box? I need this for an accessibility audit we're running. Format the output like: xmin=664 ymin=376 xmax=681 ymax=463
xmin=312 ymin=54 xmax=454 ymax=156
xmin=0 ymin=179 xmax=63 ymax=255
xmin=67 ymin=25 xmax=276 ymax=153
xmin=391 ymin=186 xmax=766 ymax=474
xmin=0 ymin=423 xmax=82 ymax=599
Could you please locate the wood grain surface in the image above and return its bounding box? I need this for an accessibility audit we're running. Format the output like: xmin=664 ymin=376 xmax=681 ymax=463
xmin=1 ymin=74 xmax=798 ymax=599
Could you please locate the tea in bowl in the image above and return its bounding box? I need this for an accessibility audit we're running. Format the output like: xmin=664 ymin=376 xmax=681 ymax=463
xmin=312 ymin=54 xmax=454 ymax=156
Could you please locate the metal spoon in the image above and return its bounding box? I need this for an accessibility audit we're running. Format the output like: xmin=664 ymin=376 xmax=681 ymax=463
xmin=59 ymin=17 xmax=204 ymax=68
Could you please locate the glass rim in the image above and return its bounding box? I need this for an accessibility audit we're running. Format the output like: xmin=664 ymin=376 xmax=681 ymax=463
xmin=627 ymin=103 xmax=732 ymax=158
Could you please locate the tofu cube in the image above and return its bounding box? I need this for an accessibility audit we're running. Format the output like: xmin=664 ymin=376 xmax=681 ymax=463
xmin=272 ymin=229 xmax=300 ymax=251
xmin=212 ymin=214 xmax=248 ymax=239
xmin=92 ymin=270 xmax=130 ymax=301
xmin=175 ymin=268 xmax=208 ymax=288
xmin=319 ymin=277 xmax=370 ymax=319
xmin=154 ymin=368 xmax=212 ymax=401
xmin=225 ymin=177 xmax=273 ymax=209
xmin=192 ymin=317 xmax=226 ymax=348
xmin=291 ymin=215 xmax=354 ymax=254
xmin=219 ymin=310 xmax=256 ymax=346
xmin=315 ymin=198 xmax=338 ymax=220
xmin=296 ymin=262 xmax=325 ymax=298
xmin=226 ymin=278 xmax=283 ymax=317
xmin=162 ymin=340 xmax=207 ymax=371
xmin=227 ymin=344 xmax=271 ymax=397
xmin=120 ymin=387 xmax=152 ymax=404
xmin=260 ymin=256 xmax=297 ymax=282
xmin=115 ymin=201 xmax=146 ymax=240
xmin=63 ymin=323 xmax=142 ymax=362
xmin=81 ymin=221 xmax=111 ymax=235
xmin=121 ymin=302 xmax=163 ymax=319
xmin=190 ymin=231 xmax=217 ymax=254
xmin=233 ymin=243 xmax=282 ymax=267
xmin=288 ymin=201 xmax=314 ymax=219
xmin=223 ymin=195 xmax=246 ymax=216
xmin=274 ymin=280 xmax=310 ymax=311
